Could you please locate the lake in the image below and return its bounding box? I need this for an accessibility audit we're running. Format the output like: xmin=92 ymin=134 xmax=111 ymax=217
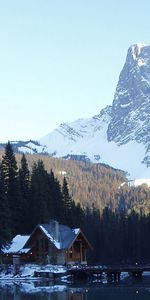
xmin=1 ymin=275 xmax=150 ymax=300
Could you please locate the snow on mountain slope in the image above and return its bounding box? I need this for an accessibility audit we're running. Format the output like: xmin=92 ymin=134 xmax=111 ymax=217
xmin=5 ymin=140 xmax=48 ymax=155
xmin=18 ymin=141 xmax=47 ymax=154
xmin=39 ymin=105 xmax=149 ymax=179
xmin=17 ymin=44 xmax=150 ymax=180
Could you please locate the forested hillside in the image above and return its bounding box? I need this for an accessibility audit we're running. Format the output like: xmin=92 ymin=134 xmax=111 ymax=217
xmin=0 ymin=149 xmax=127 ymax=210
xmin=1 ymin=143 xmax=150 ymax=264
xmin=0 ymin=148 xmax=149 ymax=214
xmin=30 ymin=157 xmax=150 ymax=215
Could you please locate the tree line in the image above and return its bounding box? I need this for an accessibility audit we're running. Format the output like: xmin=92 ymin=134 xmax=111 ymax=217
xmin=84 ymin=206 xmax=150 ymax=264
xmin=0 ymin=142 xmax=84 ymax=252
xmin=0 ymin=142 xmax=150 ymax=264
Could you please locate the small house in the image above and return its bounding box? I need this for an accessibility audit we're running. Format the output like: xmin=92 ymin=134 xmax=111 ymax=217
xmin=3 ymin=220 xmax=92 ymax=265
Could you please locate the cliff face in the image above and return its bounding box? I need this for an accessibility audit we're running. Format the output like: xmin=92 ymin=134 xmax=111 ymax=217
xmin=108 ymin=44 xmax=150 ymax=150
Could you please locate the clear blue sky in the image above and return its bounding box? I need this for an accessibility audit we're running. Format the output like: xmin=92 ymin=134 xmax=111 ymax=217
xmin=0 ymin=0 xmax=150 ymax=142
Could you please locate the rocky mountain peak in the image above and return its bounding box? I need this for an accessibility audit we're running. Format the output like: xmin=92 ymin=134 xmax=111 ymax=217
xmin=130 ymin=43 xmax=146 ymax=61
xmin=107 ymin=44 xmax=150 ymax=156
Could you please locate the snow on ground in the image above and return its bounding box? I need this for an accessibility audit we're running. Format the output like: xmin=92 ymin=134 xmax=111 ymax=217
xmin=21 ymin=264 xmax=67 ymax=275
xmin=0 ymin=264 xmax=67 ymax=280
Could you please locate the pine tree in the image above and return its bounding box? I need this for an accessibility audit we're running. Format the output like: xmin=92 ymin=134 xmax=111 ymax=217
xmin=62 ymin=177 xmax=74 ymax=226
xmin=19 ymin=154 xmax=30 ymax=233
xmin=30 ymin=161 xmax=56 ymax=228
xmin=1 ymin=142 xmax=20 ymax=235
xmin=72 ymin=202 xmax=84 ymax=228
xmin=0 ymin=163 xmax=11 ymax=262
xmin=49 ymin=173 xmax=64 ymax=223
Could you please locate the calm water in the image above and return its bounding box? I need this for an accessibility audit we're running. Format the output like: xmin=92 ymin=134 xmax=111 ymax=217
xmin=1 ymin=276 xmax=150 ymax=300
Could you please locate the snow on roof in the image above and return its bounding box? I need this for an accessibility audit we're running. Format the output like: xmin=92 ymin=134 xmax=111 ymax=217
xmin=73 ymin=228 xmax=80 ymax=235
xmin=39 ymin=222 xmax=81 ymax=250
xmin=19 ymin=248 xmax=31 ymax=254
xmin=3 ymin=235 xmax=30 ymax=254
xmin=39 ymin=225 xmax=61 ymax=249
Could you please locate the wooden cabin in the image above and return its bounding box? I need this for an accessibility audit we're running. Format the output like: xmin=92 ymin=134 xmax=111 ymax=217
xmin=3 ymin=220 xmax=92 ymax=265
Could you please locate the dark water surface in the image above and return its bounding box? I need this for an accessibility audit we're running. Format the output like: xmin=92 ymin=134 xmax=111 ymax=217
xmin=1 ymin=276 xmax=150 ymax=300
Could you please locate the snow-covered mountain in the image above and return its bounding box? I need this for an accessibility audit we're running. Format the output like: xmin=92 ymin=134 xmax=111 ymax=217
xmin=37 ymin=44 xmax=150 ymax=179
xmin=4 ymin=140 xmax=48 ymax=155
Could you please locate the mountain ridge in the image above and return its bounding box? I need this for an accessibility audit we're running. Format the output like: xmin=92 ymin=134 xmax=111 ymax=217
xmin=1 ymin=43 xmax=150 ymax=179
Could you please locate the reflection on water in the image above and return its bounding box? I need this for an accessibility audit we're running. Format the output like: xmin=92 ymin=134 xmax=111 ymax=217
xmin=1 ymin=277 xmax=150 ymax=300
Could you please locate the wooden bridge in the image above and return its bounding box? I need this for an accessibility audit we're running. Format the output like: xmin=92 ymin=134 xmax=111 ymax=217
xmin=68 ymin=265 xmax=150 ymax=281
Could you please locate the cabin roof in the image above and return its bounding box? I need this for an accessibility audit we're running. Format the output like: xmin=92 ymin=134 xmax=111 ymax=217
xmin=37 ymin=223 xmax=81 ymax=250
xmin=3 ymin=235 xmax=30 ymax=254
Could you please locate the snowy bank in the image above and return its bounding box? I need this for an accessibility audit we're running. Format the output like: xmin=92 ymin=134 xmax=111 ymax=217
xmin=0 ymin=263 xmax=67 ymax=280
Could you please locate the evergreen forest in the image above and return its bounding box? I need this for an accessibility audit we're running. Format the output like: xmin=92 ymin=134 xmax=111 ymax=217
xmin=0 ymin=142 xmax=150 ymax=264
